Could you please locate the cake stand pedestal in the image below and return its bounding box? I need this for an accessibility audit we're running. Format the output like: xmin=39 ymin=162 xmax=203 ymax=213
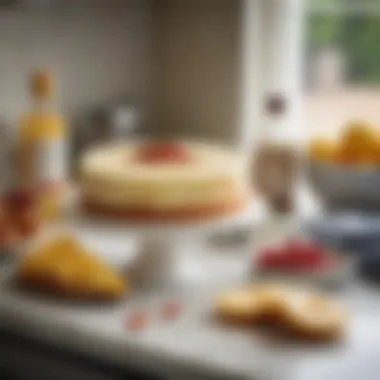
xmin=66 ymin=205 xmax=258 ymax=289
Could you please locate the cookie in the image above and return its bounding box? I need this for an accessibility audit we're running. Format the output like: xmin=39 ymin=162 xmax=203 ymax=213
xmin=216 ymin=288 xmax=261 ymax=325
xmin=215 ymin=284 xmax=348 ymax=342
xmin=282 ymin=291 xmax=347 ymax=341
xmin=215 ymin=284 xmax=289 ymax=325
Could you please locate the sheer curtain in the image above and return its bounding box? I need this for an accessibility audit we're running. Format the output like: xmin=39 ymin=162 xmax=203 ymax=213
xmin=240 ymin=0 xmax=305 ymax=154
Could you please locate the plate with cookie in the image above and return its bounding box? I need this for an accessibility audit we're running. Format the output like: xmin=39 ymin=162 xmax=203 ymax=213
xmin=215 ymin=284 xmax=349 ymax=343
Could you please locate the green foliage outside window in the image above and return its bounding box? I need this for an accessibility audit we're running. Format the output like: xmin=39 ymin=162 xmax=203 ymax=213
xmin=308 ymin=0 xmax=380 ymax=83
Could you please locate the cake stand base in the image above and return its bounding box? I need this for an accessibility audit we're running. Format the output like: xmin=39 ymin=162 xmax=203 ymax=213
xmin=66 ymin=204 xmax=258 ymax=290
xmin=128 ymin=236 xmax=179 ymax=289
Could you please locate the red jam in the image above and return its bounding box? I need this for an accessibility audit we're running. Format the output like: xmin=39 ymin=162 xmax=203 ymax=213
xmin=258 ymin=239 xmax=336 ymax=272
xmin=136 ymin=142 xmax=191 ymax=164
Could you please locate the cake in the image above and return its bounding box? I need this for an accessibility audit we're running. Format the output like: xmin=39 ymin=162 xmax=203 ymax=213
xmin=80 ymin=140 xmax=251 ymax=222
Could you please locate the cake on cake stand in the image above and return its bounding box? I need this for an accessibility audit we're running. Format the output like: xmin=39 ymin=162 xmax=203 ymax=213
xmin=75 ymin=140 xmax=256 ymax=289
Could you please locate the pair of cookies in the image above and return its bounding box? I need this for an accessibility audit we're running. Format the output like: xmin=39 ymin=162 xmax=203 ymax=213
xmin=215 ymin=284 xmax=347 ymax=341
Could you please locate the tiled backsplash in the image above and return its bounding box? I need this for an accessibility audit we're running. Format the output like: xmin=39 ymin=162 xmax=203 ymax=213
xmin=0 ymin=0 xmax=151 ymax=129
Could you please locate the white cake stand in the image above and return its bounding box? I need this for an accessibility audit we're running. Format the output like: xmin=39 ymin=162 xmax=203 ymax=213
xmin=65 ymin=203 xmax=258 ymax=290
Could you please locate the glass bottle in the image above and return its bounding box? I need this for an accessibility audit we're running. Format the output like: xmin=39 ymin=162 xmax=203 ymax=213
xmin=254 ymin=93 xmax=299 ymax=214
xmin=17 ymin=69 xmax=68 ymax=221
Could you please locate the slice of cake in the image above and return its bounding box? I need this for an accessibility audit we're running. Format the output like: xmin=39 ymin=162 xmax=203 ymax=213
xmin=18 ymin=235 xmax=128 ymax=300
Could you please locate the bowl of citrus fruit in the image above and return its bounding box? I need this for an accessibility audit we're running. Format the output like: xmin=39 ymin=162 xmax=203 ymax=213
xmin=308 ymin=121 xmax=380 ymax=209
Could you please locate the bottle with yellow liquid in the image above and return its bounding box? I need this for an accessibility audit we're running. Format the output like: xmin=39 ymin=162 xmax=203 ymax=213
xmin=17 ymin=70 xmax=68 ymax=221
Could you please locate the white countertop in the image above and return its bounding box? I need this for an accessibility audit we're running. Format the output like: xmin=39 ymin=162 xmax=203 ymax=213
xmin=2 ymin=209 xmax=380 ymax=380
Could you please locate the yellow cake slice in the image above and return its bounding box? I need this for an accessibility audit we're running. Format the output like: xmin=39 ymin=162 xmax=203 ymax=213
xmin=18 ymin=235 xmax=128 ymax=300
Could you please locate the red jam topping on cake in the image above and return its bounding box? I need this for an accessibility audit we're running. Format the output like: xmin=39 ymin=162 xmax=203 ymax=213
xmin=135 ymin=142 xmax=191 ymax=164
xmin=257 ymin=239 xmax=338 ymax=273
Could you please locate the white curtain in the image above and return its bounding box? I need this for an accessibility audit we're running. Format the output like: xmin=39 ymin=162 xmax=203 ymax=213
xmin=240 ymin=0 xmax=305 ymax=156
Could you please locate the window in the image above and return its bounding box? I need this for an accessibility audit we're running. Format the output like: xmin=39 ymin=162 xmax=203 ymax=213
xmin=305 ymin=0 xmax=380 ymax=137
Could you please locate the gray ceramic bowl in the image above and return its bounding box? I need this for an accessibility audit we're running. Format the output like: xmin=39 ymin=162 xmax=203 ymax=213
xmin=308 ymin=162 xmax=380 ymax=210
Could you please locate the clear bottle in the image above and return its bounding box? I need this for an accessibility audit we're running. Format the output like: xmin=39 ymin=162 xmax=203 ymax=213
xmin=254 ymin=94 xmax=299 ymax=214
xmin=17 ymin=69 xmax=68 ymax=221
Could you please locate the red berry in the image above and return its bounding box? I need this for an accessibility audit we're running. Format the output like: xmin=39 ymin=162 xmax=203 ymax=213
xmin=126 ymin=311 xmax=148 ymax=332
xmin=162 ymin=301 xmax=182 ymax=321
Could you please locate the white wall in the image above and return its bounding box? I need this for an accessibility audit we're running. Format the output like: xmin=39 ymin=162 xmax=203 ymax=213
xmin=260 ymin=0 xmax=305 ymax=143
xmin=150 ymin=0 xmax=241 ymax=144
xmin=150 ymin=0 xmax=304 ymax=146
xmin=240 ymin=0 xmax=263 ymax=152
xmin=0 ymin=0 xmax=151 ymax=126
xmin=0 ymin=0 xmax=304 ymax=145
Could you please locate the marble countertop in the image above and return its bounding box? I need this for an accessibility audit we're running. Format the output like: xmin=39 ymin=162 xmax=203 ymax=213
xmin=1 ymin=210 xmax=380 ymax=380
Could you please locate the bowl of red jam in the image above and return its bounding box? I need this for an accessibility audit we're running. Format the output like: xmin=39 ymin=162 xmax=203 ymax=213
xmin=255 ymin=239 xmax=355 ymax=286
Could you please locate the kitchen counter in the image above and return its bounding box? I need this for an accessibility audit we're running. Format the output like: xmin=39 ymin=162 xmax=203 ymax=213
xmin=1 ymin=182 xmax=380 ymax=380
xmin=2 ymin=212 xmax=380 ymax=380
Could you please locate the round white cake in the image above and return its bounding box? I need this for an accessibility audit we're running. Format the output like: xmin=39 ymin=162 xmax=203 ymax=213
xmin=80 ymin=140 xmax=251 ymax=222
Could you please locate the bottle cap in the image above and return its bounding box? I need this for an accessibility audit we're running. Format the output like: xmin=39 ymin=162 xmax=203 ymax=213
xmin=30 ymin=69 xmax=55 ymax=98
xmin=265 ymin=93 xmax=287 ymax=116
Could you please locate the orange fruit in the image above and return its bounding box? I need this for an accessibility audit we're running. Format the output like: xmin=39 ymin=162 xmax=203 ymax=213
xmin=309 ymin=139 xmax=336 ymax=163
xmin=338 ymin=121 xmax=377 ymax=166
